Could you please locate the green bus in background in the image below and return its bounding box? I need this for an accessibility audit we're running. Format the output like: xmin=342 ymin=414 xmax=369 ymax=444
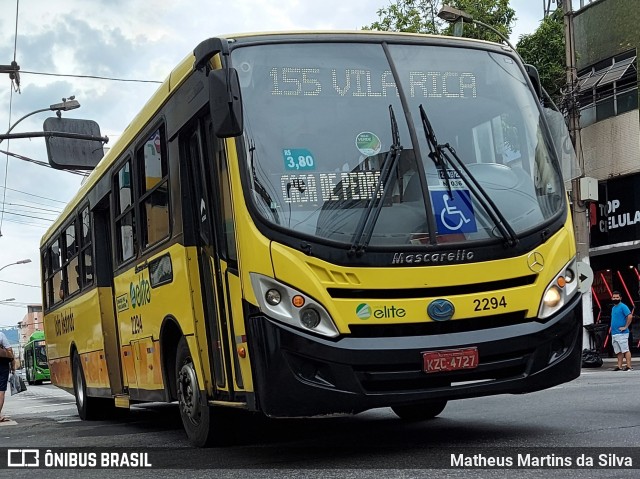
xmin=24 ymin=330 xmax=50 ymax=384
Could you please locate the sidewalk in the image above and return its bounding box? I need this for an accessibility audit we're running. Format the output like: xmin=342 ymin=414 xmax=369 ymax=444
xmin=583 ymin=357 xmax=636 ymax=372
xmin=1 ymin=383 xmax=76 ymax=427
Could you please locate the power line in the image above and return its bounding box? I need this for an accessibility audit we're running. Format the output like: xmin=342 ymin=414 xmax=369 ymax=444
xmin=10 ymin=0 xmax=20 ymax=93
xmin=0 ymin=279 xmax=40 ymax=288
xmin=2 ymin=85 xmax=15 ymax=235
xmin=0 ymin=210 xmax=55 ymax=222
xmin=0 ymin=302 xmax=32 ymax=308
xmin=3 ymin=0 xmax=20 ymax=239
xmin=4 ymin=196 xmax=66 ymax=210
xmin=0 ymin=149 xmax=87 ymax=176
xmin=5 ymin=202 xmax=62 ymax=214
xmin=13 ymin=0 xmax=19 ymax=63
xmin=0 ymin=314 xmax=41 ymax=328
xmin=2 ymin=210 xmax=56 ymax=221
xmin=0 ymin=185 xmax=68 ymax=204
xmin=1 ymin=217 xmax=49 ymax=229
xmin=21 ymin=70 xmax=162 ymax=84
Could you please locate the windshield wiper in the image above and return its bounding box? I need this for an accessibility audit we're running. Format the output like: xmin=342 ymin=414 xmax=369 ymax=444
xmin=249 ymin=139 xmax=280 ymax=224
xmin=419 ymin=105 xmax=453 ymax=196
xmin=349 ymin=104 xmax=402 ymax=256
xmin=418 ymin=104 xmax=518 ymax=247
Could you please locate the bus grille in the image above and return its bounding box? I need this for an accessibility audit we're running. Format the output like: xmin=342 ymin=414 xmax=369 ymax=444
xmin=348 ymin=311 xmax=529 ymax=337
xmin=355 ymin=349 xmax=531 ymax=393
xmin=328 ymin=275 xmax=536 ymax=299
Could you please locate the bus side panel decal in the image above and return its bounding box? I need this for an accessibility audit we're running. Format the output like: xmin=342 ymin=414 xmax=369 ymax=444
xmin=133 ymin=338 xmax=164 ymax=390
xmin=82 ymin=350 xmax=110 ymax=388
xmin=49 ymin=357 xmax=73 ymax=389
xmin=121 ymin=345 xmax=136 ymax=388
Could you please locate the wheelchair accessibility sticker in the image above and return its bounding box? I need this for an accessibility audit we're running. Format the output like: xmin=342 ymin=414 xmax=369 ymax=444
xmin=431 ymin=189 xmax=477 ymax=234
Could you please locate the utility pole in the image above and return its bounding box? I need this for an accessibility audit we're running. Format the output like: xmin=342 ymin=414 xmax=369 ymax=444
xmin=543 ymin=0 xmax=555 ymax=18
xmin=0 ymin=61 xmax=20 ymax=90
xmin=562 ymin=0 xmax=594 ymax=332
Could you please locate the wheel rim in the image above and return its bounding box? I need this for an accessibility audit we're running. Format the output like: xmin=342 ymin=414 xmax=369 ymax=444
xmin=75 ymin=361 xmax=85 ymax=407
xmin=177 ymin=361 xmax=201 ymax=425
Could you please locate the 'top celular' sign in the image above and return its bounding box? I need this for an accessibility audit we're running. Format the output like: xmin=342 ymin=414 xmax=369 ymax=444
xmin=589 ymin=174 xmax=640 ymax=247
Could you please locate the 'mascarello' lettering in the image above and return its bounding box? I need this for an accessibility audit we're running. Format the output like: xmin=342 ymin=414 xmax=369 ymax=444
xmin=392 ymin=250 xmax=474 ymax=265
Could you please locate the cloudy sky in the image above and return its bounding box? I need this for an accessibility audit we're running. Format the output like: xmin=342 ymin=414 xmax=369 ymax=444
xmin=0 ymin=0 xmax=556 ymax=329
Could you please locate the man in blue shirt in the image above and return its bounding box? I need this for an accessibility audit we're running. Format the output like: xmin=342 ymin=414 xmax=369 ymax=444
xmin=610 ymin=291 xmax=633 ymax=371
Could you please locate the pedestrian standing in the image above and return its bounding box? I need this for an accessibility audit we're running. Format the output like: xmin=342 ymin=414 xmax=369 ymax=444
xmin=610 ymin=291 xmax=633 ymax=371
xmin=0 ymin=330 xmax=16 ymax=422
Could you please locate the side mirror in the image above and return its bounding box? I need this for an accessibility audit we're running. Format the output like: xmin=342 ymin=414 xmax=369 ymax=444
xmin=524 ymin=64 xmax=542 ymax=101
xmin=209 ymin=68 xmax=243 ymax=138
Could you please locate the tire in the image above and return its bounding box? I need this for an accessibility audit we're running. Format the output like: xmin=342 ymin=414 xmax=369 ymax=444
xmin=392 ymin=400 xmax=448 ymax=421
xmin=176 ymin=336 xmax=216 ymax=447
xmin=72 ymin=350 xmax=113 ymax=420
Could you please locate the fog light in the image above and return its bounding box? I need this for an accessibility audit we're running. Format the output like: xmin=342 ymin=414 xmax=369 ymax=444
xmin=543 ymin=286 xmax=562 ymax=308
xmin=300 ymin=308 xmax=321 ymax=329
xmin=564 ymin=268 xmax=575 ymax=283
xmin=266 ymin=289 xmax=281 ymax=306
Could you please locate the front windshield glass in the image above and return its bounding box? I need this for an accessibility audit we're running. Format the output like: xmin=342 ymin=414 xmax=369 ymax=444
xmin=35 ymin=341 xmax=48 ymax=367
xmin=233 ymin=41 xmax=564 ymax=248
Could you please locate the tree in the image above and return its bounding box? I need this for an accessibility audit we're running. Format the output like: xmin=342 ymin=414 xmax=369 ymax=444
xmin=442 ymin=0 xmax=516 ymax=43
xmin=516 ymin=9 xmax=566 ymax=104
xmin=365 ymin=0 xmax=516 ymax=44
xmin=365 ymin=0 xmax=441 ymax=34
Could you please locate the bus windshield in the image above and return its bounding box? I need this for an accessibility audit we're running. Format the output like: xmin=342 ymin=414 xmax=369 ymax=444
xmin=234 ymin=41 xmax=564 ymax=248
xmin=34 ymin=341 xmax=48 ymax=367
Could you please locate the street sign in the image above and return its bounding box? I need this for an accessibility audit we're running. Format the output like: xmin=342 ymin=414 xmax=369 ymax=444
xmin=577 ymin=261 xmax=594 ymax=294
xmin=43 ymin=117 xmax=105 ymax=170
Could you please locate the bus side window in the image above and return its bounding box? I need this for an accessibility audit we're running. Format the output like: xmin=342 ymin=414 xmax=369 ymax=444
xmin=64 ymin=220 xmax=80 ymax=296
xmin=42 ymin=250 xmax=50 ymax=309
xmin=80 ymin=207 xmax=94 ymax=286
xmin=138 ymin=127 xmax=170 ymax=248
xmin=115 ymin=159 xmax=138 ymax=262
xmin=51 ymin=238 xmax=64 ymax=304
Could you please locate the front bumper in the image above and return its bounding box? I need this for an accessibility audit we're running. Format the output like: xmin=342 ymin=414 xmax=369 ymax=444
xmin=247 ymin=293 xmax=582 ymax=417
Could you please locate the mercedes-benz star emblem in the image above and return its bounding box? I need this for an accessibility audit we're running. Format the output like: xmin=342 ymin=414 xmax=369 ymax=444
xmin=527 ymin=251 xmax=545 ymax=273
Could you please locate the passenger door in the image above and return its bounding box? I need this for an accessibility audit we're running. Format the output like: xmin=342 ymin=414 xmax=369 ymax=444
xmin=181 ymin=116 xmax=234 ymax=397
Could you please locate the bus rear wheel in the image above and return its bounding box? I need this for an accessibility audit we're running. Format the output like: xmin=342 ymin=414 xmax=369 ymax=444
xmin=176 ymin=336 xmax=216 ymax=447
xmin=391 ymin=400 xmax=448 ymax=421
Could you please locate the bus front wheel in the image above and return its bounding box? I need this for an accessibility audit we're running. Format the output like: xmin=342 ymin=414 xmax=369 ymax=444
xmin=391 ymin=400 xmax=448 ymax=421
xmin=72 ymin=350 xmax=105 ymax=420
xmin=176 ymin=336 xmax=215 ymax=447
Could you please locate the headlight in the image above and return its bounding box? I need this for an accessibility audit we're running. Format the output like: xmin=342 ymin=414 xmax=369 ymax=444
xmin=250 ymin=273 xmax=339 ymax=338
xmin=538 ymin=258 xmax=580 ymax=320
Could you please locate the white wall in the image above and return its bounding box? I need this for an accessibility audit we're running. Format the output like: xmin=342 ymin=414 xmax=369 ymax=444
xmin=581 ymin=109 xmax=640 ymax=180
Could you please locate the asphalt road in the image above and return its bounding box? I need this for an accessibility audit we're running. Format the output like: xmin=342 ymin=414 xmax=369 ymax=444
xmin=1 ymin=362 xmax=639 ymax=478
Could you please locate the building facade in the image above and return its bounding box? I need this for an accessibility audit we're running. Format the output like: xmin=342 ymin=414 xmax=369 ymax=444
xmin=574 ymin=0 xmax=640 ymax=353
xmin=18 ymin=304 xmax=44 ymax=346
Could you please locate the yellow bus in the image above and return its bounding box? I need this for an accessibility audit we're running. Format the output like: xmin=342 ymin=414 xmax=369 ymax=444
xmin=41 ymin=31 xmax=586 ymax=447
